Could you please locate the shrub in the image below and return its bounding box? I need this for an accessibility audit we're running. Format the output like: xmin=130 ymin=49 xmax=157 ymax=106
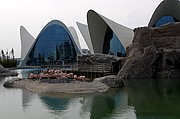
xmin=0 ymin=59 xmax=17 ymax=68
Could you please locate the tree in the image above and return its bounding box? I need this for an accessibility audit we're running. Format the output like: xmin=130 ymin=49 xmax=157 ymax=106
xmin=1 ymin=50 xmax=5 ymax=60
xmin=11 ymin=48 xmax=15 ymax=60
xmin=6 ymin=50 xmax=9 ymax=60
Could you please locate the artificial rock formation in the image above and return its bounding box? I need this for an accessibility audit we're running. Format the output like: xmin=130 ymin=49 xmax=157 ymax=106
xmin=94 ymin=75 xmax=124 ymax=88
xmin=118 ymin=23 xmax=180 ymax=79
xmin=78 ymin=53 xmax=122 ymax=74
xmin=0 ymin=64 xmax=18 ymax=77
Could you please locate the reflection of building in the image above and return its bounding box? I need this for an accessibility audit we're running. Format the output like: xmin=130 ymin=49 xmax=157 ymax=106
xmin=77 ymin=10 xmax=134 ymax=57
xmin=149 ymin=0 xmax=180 ymax=27
xmin=40 ymin=96 xmax=70 ymax=111
xmin=22 ymin=90 xmax=35 ymax=110
xmin=127 ymin=79 xmax=180 ymax=119
xmin=19 ymin=20 xmax=81 ymax=67
xmin=90 ymin=90 xmax=130 ymax=119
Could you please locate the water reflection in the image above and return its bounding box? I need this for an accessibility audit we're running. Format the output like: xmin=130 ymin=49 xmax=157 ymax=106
xmin=22 ymin=89 xmax=36 ymax=110
xmin=39 ymin=95 xmax=92 ymax=119
xmin=127 ymin=79 xmax=180 ymax=119
xmin=3 ymin=69 xmax=180 ymax=119
xmin=79 ymin=97 xmax=93 ymax=119
xmin=40 ymin=96 xmax=70 ymax=111
xmin=2 ymin=69 xmax=135 ymax=119
xmin=39 ymin=89 xmax=135 ymax=119
xmin=17 ymin=76 xmax=180 ymax=119
xmin=90 ymin=89 xmax=128 ymax=119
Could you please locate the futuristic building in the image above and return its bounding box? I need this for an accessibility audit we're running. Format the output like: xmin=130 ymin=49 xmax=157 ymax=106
xmin=77 ymin=10 xmax=134 ymax=57
xmin=20 ymin=0 xmax=180 ymax=67
xmin=19 ymin=20 xmax=81 ymax=67
xmin=149 ymin=0 xmax=180 ymax=27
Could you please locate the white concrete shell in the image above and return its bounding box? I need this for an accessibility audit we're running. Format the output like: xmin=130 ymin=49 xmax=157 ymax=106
xmin=87 ymin=10 xmax=134 ymax=53
xmin=19 ymin=26 xmax=35 ymax=66
xmin=148 ymin=0 xmax=180 ymax=27
xmin=76 ymin=22 xmax=94 ymax=54
xmin=68 ymin=26 xmax=82 ymax=54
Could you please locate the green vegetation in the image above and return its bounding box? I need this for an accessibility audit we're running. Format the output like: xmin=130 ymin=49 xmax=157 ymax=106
xmin=0 ymin=48 xmax=17 ymax=68
xmin=0 ymin=59 xmax=17 ymax=68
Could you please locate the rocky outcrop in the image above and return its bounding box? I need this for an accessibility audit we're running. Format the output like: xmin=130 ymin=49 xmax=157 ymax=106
xmin=118 ymin=23 xmax=180 ymax=79
xmin=0 ymin=64 xmax=18 ymax=77
xmin=94 ymin=75 xmax=124 ymax=88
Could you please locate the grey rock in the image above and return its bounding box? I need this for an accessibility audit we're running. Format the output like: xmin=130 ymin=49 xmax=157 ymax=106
xmin=118 ymin=22 xmax=180 ymax=79
xmin=0 ymin=64 xmax=8 ymax=73
xmin=3 ymin=79 xmax=15 ymax=88
xmin=0 ymin=64 xmax=18 ymax=77
xmin=94 ymin=75 xmax=124 ymax=88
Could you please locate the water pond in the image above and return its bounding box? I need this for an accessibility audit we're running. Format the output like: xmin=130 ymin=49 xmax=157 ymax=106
xmin=0 ymin=69 xmax=180 ymax=119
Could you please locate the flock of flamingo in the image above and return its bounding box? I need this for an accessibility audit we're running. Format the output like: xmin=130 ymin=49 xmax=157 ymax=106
xmin=28 ymin=69 xmax=86 ymax=82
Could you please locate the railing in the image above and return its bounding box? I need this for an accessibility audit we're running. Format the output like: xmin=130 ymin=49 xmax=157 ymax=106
xmin=78 ymin=64 xmax=111 ymax=73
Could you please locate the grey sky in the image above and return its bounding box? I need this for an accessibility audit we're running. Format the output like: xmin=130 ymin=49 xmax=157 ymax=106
xmin=0 ymin=0 xmax=162 ymax=57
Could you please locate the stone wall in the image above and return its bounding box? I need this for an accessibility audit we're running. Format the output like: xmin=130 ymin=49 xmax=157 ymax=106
xmin=118 ymin=23 xmax=180 ymax=79
xmin=78 ymin=53 xmax=122 ymax=74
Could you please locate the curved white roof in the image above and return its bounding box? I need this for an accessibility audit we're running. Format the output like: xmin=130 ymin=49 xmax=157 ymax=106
xmin=87 ymin=10 xmax=134 ymax=53
xmin=19 ymin=26 xmax=35 ymax=66
xmin=68 ymin=26 xmax=82 ymax=54
xmin=149 ymin=0 xmax=180 ymax=26
xmin=76 ymin=22 xmax=94 ymax=54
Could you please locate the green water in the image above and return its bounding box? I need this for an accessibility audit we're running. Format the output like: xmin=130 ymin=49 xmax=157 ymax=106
xmin=127 ymin=79 xmax=180 ymax=119
xmin=0 ymin=69 xmax=180 ymax=119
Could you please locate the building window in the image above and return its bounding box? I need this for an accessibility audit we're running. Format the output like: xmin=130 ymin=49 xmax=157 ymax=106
xmin=103 ymin=27 xmax=126 ymax=57
xmin=109 ymin=33 xmax=126 ymax=57
xmin=27 ymin=24 xmax=76 ymax=66
xmin=154 ymin=16 xmax=179 ymax=27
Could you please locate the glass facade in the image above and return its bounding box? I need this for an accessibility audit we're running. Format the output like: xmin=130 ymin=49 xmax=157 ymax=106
xmin=154 ymin=16 xmax=179 ymax=27
xmin=103 ymin=27 xmax=126 ymax=57
xmin=26 ymin=24 xmax=77 ymax=66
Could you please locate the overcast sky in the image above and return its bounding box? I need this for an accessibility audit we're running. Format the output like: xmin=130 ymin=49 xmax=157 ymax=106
xmin=0 ymin=0 xmax=163 ymax=57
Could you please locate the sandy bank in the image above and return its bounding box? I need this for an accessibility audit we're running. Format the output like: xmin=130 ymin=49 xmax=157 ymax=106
xmin=3 ymin=79 xmax=109 ymax=94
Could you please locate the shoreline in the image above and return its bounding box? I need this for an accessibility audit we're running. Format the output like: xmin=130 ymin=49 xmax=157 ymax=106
xmin=3 ymin=78 xmax=109 ymax=94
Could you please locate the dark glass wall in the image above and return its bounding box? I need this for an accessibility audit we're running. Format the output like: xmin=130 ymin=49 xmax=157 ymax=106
xmin=154 ymin=16 xmax=179 ymax=27
xmin=103 ymin=27 xmax=126 ymax=57
xmin=26 ymin=24 xmax=77 ymax=66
